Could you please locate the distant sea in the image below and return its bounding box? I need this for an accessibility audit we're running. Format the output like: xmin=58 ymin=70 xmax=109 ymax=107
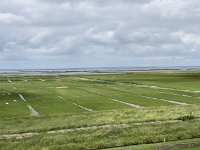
xmin=0 ymin=66 xmax=200 ymax=74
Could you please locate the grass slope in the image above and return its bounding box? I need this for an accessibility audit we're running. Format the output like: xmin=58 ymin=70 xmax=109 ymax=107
xmin=1 ymin=71 xmax=200 ymax=149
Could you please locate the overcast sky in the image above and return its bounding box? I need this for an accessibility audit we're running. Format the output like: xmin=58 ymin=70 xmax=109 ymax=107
xmin=0 ymin=0 xmax=200 ymax=69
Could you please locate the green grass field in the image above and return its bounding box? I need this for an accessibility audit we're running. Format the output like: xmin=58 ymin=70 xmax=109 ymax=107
xmin=1 ymin=71 xmax=200 ymax=149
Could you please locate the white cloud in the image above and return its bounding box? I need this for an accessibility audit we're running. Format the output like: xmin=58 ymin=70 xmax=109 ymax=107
xmin=0 ymin=12 xmax=30 ymax=25
xmin=173 ymin=31 xmax=200 ymax=45
xmin=141 ymin=0 xmax=187 ymax=18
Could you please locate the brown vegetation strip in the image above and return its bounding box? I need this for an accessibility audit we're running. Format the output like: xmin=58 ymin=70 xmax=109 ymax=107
xmin=156 ymin=142 xmax=200 ymax=150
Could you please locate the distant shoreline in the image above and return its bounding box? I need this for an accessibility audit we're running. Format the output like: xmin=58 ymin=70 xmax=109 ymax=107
xmin=0 ymin=66 xmax=200 ymax=75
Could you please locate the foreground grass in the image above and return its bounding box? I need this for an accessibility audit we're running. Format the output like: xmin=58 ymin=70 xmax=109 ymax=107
xmin=1 ymin=105 xmax=200 ymax=149
xmin=1 ymin=105 xmax=200 ymax=134
xmin=1 ymin=119 xmax=200 ymax=150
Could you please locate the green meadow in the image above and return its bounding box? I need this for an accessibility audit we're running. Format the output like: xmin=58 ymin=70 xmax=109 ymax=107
xmin=1 ymin=71 xmax=200 ymax=149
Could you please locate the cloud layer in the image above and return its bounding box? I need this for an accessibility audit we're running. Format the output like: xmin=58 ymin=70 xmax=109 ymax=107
xmin=0 ymin=0 xmax=200 ymax=69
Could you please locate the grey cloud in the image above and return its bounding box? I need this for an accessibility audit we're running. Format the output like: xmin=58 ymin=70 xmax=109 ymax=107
xmin=0 ymin=0 xmax=200 ymax=69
